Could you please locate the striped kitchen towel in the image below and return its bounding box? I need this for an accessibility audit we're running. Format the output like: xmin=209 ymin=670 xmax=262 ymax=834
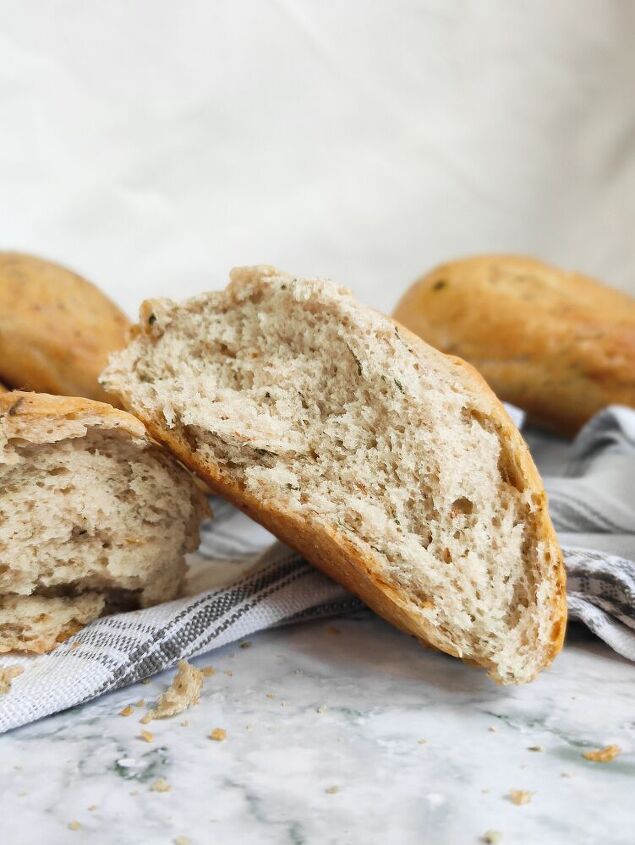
xmin=1 ymin=405 xmax=634 ymax=732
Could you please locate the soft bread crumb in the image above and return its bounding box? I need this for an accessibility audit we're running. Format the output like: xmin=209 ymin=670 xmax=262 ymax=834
xmin=139 ymin=730 xmax=154 ymax=743
xmin=583 ymin=745 xmax=621 ymax=763
xmin=201 ymin=666 xmax=215 ymax=677
xmin=0 ymin=396 xmax=208 ymax=654
xmin=68 ymin=821 xmax=81 ymax=831
xmin=174 ymin=837 xmax=190 ymax=845
xmin=508 ymin=790 xmax=533 ymax=806
xmin=150 ymin=778 xmax=171 ymax=793
xmin=101 ymin=267 xmax=565 ymax=685
xmin=482 ymin=831 xmax=502 ymax=844
xmin=209 ymin=728 xmax=227 ymax=741
xmin=119 ymin=705 xmax=134 ymax=717
xmin=324 ymin=785 xmax=339 ymax=794
xmin=145 ymin=660 xmax=203 ymax=721
xmin=0 ymin=665 xmax=23 ymax=694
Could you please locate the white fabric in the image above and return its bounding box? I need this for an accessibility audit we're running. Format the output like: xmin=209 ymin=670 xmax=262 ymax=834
xmin=1 ymin=1 xmax=635 ymax=315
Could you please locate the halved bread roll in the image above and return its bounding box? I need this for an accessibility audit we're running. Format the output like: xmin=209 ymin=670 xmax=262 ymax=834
xmin=0 ymin=392 xmax=209 ymax=653
xmin=0 ymin=252 xmax=130 ymax=403
xmin=101 ymin=266 xmax=566 ymax=684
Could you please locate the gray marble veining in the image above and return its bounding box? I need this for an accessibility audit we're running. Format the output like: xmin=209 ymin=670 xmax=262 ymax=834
xmin=1 ymin=615 xmax=633 ymax=844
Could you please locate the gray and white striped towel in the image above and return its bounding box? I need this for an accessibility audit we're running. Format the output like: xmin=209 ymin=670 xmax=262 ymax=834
xmin=1 ymin=405 xmax=634 ymax=733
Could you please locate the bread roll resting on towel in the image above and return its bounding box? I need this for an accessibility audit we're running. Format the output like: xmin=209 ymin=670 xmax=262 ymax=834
xmin=0 ymin=392 xmax=209 ymax=653
xmin=101 ymin=266 xmax=566 ymax=684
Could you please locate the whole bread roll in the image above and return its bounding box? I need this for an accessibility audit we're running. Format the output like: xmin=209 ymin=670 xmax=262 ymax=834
xmin=0 ymin=252 xmax=130 ymax=403
xmin=101 ymin=265 xmax=566 ymax=684
xmin=0 ymin=392 xmax=209 ymax=653
xmin=393 ymin=255 xmax=635 ymax=435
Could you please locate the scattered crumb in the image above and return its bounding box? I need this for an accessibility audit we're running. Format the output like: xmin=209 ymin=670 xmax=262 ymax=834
xmin=583 ymin=745 xmax=621 ymax=763
xmin=482 ymin=831 xmax=502 ymax=844
xmin=418 ymin=739 xmax=427 ymax=745
xmin=141 ymin=679 xmax=151 ymax=685
xmin=139 ymin=713 xmax=153 ymax=725
xmin=68 ymin=821 xmax=81 ymax=831
xmin=119 ymin=705 xmax=134 ymax=717
xmin=135 ymin=699 xmax=145 ymax=707
xmin=88 ymin=805 xmax=97 ymax=812
xmin=224 ymin=670 xmax=234 ymax=677
xmin=150 ymin=778 xmax=171 ymax=793
xmin=180 ymin=720 xmax=190 ymax=727
xmin=209 ymin=728 xmax=227 ymax=742
xmin=239 ymin=641 xmax=252 ymax=649
xmin=488 ymin=725 xmax=497 ymax=733
xmin=316 ymin=705 xmax=327 ymax=714
xmin=326 ymin=626 xmax=341 ymax=635
xmin=265 ymin=693 xmax=275 ymax=699
xmin=70 ymin=642 xmax=81 ymax=651
xmin=325 ymin=785 xmax=339 ymax=794
xmin=508 ymin=790 xmax=533 ymax=806
xmin=139 ymin=730 xmax=154 ymax=743
xmin=201 ymin=667 xmax=215 ymax=677
xmin=560 ymin=772 xmax=573 ymax=779
xmin=527 ymin=745 xmax=543 ymax=752
xmin=174 ymin=838 xmax=190 ymax=845
xmin=0 ymin=665 xmax=24 ymax=695
xmin=143 ymin=660 xmax=203 ymax=722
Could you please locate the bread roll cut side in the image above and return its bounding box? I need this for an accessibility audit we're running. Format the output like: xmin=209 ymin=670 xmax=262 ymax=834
xmin=0 ymin=392 xmax=209 ymax=653
xmin=101 ymin=266 xmax=566 ymax=684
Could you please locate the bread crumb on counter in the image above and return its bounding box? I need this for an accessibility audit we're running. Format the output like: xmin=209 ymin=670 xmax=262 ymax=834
xmin=119 ymin=704 xmax=134 ymax=717
xmin=324 ymin=785 xmax=339 ymax=794
xmin=87 ymin=805 xmax=98 ymax=812
xmin=209 ymin=728 xmax=227 ymax=741
xmin=201 ymin=666 xmax=215 ymax=677
xmin=583 ymin=745 xmax=621 ymax=763
xmin=68 ymin=821 xmax=81 ymax=831
xmin=482 ymin=830 xmax=502 ymax=844
xmin=142 ymin=660 xmax=203 ymax=722
xmin=0 ymin=665 xmax=23 ymax=695
xmin=527 ymin=745 xmax=543 ymax=752
xmin=139 ymin=730 xmax=154 ymax=743
xmin=508 ymin=790 xmax=533 ymax=806
xmin=174 ymin=837 xmax=190 ymax=845
xmin=150 ymin=778 xmax=171 ymax=793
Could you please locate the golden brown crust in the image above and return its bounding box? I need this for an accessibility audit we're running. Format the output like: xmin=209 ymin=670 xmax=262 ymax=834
xmin=0 ymin=252 xmax=130 ymax=403
xmin=108 ymin=293 xmax=566 ymax=683
xmin=0 ymin=390 xmax=147 ymax=444
xmin=393 ymin=255 xmax=635 ymax=435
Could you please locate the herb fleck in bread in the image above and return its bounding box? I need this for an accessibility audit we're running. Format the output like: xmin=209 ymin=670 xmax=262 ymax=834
xmin=0 ymin=252 xmax=130 ymax=403
xmin=393 ymin=255 xmax=635 ymax=435
xmin=0 ymin=392 xmax=209 ymax=653
xmin=101 ymin=265 xmax=566 ymax=683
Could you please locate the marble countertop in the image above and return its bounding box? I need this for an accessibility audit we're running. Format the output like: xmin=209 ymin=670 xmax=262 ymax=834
xmin=1 ymin=614 xmax=633 ymax=845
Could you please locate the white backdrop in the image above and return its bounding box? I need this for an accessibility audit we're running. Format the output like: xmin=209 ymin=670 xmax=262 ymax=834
xmin=1 ymin=1 xmax=634 ymax=318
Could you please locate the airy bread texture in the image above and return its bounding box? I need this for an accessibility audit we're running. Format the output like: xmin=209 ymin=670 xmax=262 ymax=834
xmin=0 ymin=252 xmax=130 ymax=403
xmin=101 ymin=266 xmax=566 ymax=684
xmin=0 ymin=392 xmax=209 ymax=653
xmin=393 ymin=255 xmax=635 ymax=435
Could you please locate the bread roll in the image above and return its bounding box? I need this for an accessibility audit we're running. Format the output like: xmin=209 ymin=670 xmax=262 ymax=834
xmin=101 ymin=265 xmax=566 ymax=684
xmin=393 ymin=255 xmax=635 ymax=435
xmin=0 ymin=252 xmax=130 ymax=402
xmin=0 ymin=392 xmax=209 ymax=653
